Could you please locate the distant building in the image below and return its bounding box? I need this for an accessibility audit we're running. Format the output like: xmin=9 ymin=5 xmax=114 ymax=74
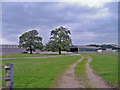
xmin=70 ymin=45 xmax=119 ymax=53
xmin=95 ymin=45 xmax=119 ymax=53
xmin=70 ymin=45 xmax=99 ymax=53
xmin=0 ymin=45 xmax=25 ymax=55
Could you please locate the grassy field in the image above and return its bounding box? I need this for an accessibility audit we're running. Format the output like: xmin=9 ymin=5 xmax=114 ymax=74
xmin=1 ymin=55 xmax=80 ymax=88
xmin=0 ymin=60 xmax=2 ymax=88
xmin=2 ymin=53 xmax=71 ymax=58
xmin=88 ymin=53 xmax=118 ymax=87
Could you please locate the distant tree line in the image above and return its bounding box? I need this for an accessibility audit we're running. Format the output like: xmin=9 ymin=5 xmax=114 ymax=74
xmin=19 ymin=26 xmax=72 ymax=54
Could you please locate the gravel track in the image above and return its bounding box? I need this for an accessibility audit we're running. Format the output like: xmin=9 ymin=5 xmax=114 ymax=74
xmin=54 ymin=55 xmax=116 ymax=89
xmin=86 ymin=56 xmax=114 ymax=88
xmin=54 ymin=55 xmax=84 ymax=88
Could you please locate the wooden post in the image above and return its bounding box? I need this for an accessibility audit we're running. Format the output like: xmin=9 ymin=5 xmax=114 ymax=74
xmin=5 ymin=63 xmax=13 ymax=89
xmin=5 ymin=63 xmax=11 ymax=88
xmin=10 ymin=63 xmax=13 ymax=90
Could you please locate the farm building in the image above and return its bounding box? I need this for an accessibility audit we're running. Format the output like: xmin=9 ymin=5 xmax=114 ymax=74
xmin=96 ymin=45 xmax=119 ymax=53
xmin=0 ymin=45 xmax=25 ymax=55
xmin=70 ymin=45 xmax=119 ymax=53
xmin=70 ymin=45 xmax=99 ymax=53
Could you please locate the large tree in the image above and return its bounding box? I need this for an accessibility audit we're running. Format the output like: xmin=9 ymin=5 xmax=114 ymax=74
xmin=47 ymin=26 xmax=72 ymax=54
xmin=45 ymin=40 xmax=58 ymax=52
xmin=19 ymin=30 xmax=43 ymax=54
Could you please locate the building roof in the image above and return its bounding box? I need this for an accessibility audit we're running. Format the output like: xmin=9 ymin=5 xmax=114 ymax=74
xmin=0 ymin=45 xmax=19 ymax=48
xmin=97 ymin=45 xmax=119 ymax=50
xmin=70 ymin=45 xmax=100 ymax=49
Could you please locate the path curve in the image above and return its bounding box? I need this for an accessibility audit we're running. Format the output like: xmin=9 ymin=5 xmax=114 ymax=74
xmin=54 ymin=55 xmax=84 ymax=88
xmin=86 ymin=56 xmax=113 ymax=88
xmin=1 ymin=55 xmax=73 ymax=60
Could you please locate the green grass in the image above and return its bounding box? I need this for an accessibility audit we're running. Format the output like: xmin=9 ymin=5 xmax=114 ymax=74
xmin=1 ymin=55 xmax=80 ymax=88
xmin=74 ymin=57 xmax=88 ymax=76
xmin=74 ymin=56 xmax=91 ymax=88
xmin=0 ymin=60 xmax=2 ymax=88
xmin=2 ymin=53 xmax=71 ymax=58
xmin=88 ymin=53 xmax=118 ymax=87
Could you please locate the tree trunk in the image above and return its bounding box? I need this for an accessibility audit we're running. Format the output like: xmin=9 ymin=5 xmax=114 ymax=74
xmin=59 ymin=47 xmax=61 ymax=54
xmin=30 ymin=46 xmax=32 ymax=54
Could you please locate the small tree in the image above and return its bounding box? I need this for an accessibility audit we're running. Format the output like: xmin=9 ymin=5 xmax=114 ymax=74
xmin=19 ymin=30 xmax=43 ymax=54
xmin=48 ymin=26 xmax=72 ymax=54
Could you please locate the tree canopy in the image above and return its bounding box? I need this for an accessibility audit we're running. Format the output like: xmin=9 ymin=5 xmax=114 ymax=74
xmin=19 ymin=30 xmax=43 ymax=54
xmin=45 ymin=26 xmax=72 ymax=54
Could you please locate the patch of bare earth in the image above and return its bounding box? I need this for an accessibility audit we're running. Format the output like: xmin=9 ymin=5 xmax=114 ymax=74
xmin=54 ymin=56 xmax=84 ymax=88
xmin=86 ymin=56 xmax=114 ymax=88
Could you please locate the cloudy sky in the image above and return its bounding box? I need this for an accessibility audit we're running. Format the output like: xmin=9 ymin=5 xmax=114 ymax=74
xmin=1 ymin=1 xmax=118 ymax=45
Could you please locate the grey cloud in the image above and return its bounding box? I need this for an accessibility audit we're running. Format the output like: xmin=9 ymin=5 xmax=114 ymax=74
xmin=2 ymin=2 xmax=118 ymax=45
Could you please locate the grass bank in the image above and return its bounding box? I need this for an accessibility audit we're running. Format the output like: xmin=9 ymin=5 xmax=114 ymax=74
xmin=1 ymin=55 xmax=80 ymax=88
xmin=88 ymin=53 xmax=118 ymax=87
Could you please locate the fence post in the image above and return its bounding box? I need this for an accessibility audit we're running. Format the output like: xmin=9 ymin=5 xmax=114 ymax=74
xmin=10 ymin=63 xmax=13 ymax=89
xmin=5 ymin=63 xmax=13 ymax=89
xmin=5 ymin=63 xmax=11 ymax=88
